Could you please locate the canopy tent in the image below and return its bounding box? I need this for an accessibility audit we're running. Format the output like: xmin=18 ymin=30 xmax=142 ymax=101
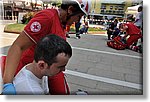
xmin=125 ymin=5 xmax=141 ymax=16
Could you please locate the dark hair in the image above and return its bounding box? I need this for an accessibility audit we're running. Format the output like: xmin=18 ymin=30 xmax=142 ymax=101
xmin=138 ymin=6 xmax=143 ymax=11
xmin=34 ymin=34 xmax=72 ymax=66
xmin=114 ymin=18 xmax=118 ymax=23
xmin=61 ymin=0 xmax=82 ymax=13
xmin=119 ymin=23 xmax=124 ymax=29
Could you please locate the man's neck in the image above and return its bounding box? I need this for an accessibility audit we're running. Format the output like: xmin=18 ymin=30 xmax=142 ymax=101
xmin=26 ymin=62 xmax=43 ymax=79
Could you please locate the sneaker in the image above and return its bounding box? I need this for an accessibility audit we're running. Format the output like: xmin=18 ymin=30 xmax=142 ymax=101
xmin=66 ymin=35 xmax=70 ymax=38
xmin=75 ymin=89 xmax=88 ymax=95
xmin=76 ymin=35 xmax=81 ymax=39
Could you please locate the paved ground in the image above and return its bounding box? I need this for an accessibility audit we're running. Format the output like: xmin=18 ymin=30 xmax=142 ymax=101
xmin=0 ymin=20 xmax=143 ymax=95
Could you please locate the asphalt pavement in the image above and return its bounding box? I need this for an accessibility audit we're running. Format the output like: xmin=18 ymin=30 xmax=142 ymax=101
xmin=0 ymin=20 xmax=142 ymax=95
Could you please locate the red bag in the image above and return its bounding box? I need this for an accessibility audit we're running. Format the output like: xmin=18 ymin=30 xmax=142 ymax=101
xmin=107 ymin=36 xmax=127 ymax=50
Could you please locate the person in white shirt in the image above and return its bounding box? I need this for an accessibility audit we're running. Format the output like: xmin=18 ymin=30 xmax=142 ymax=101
xmin=13 ymin=34 xmax=72 ymax=95
xmin=134 ymin=6 xmax=143 ymax=29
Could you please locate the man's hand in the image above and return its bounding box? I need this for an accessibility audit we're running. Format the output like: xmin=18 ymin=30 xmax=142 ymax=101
xmin=2 ymin=83 xmax=16 ymax=95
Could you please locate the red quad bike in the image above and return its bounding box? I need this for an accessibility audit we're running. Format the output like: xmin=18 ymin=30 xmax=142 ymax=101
xmin=107 ymin=34 xmax=127 ymax=50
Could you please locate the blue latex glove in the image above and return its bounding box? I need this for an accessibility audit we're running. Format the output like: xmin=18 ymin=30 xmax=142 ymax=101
xmin=2 ymin=83 xmax=16 ymax=95
xmin=120 ymin=37 xmax=126 ymax=44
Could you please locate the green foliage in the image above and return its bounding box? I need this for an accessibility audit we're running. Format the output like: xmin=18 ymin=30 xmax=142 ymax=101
xmin=21 ymin=12 xmax=35 ymax=24
xmin=4 ymin=24 xmax=26 ymax=33
xmin=4 ymin=23 xmax=106 ymax=34
xmin=70 ymin=26 xmax=105 ymax=31
xmin=88 ymin=27 xmax=103 ymax=31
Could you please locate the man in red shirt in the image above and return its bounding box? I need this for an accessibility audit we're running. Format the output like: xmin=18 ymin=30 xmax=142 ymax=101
xmin=119 ymin=22 xmax=142 ymax=47
xmin=2 ymin=0 xmax=91 ymax=95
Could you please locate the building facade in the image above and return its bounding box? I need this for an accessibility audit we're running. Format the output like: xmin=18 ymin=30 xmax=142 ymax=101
xmin=1 ymin=0 xmax=142 ymax=21
xmin=2 ymin=0 xmax=43 ymax=20
xmin=90 ymin=0 xmax=142 ymax=18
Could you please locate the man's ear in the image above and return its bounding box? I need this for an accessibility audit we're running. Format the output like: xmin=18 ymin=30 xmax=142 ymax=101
xmin=37 ymin=60 xmax=48 ymax=70
xmin=67 ymin=6 xmax=74 ymax=14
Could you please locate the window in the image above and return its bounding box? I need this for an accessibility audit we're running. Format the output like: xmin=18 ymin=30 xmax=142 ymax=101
xmin=110 ymin=6 xmax=113 ymax=10
xmin=115 ymin=6 xmax=118 ymax=10
xmin=113 ymin=10 xmax=116 ymax=14
xmin=101 ymin=9 xmax=104 ymax=13
xmin=118 ymin=6 xmax=124 ymax=10
xmin=101 ymin=5 xmax=106 ymax=9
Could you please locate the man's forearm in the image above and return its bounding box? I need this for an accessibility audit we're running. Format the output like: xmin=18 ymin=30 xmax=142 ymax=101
xmin=3 ymin=45 xmax=23 ymax=84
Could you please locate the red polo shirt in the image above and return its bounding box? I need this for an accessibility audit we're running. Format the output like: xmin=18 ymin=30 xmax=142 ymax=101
xmin=17 ymin=9 xmax=66 ymax=72
xmin=124 ymin=23 xmax=141 ymax=35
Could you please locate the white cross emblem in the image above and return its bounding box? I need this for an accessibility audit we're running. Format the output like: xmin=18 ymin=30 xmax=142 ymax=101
xmin=30 ymin=21 xmax=41 ymax=32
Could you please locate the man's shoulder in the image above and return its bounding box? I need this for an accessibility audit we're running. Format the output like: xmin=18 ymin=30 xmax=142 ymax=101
xmin=13 ymin=67 xmax=40 ymax=87
xmin=37 ymin=9 xmax=57 ymax=18
xmin=13 ymin=67 xmax=30 ymax=81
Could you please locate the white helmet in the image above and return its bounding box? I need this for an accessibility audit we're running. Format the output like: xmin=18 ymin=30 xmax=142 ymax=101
xmin=62 ymin=0 xmax=91 ymax=15
xmin=74 ymin=0 xmax=91 ymax=15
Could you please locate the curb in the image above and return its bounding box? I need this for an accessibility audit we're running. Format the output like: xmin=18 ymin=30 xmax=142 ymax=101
xmin=4 ymin=30 xmax=21 ymax=34
xmin=3 ymin=30 xmax=106 ymax=35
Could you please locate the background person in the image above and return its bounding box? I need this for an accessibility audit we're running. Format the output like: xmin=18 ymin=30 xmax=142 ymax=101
xmin=75 ymin=18 xmax=82 ymax=39
xmin=65 ymin=25 xmax=71 ymax=38
xmin=79 ymin=21 xmax=89 ymax=34
xmin=134 ymin=6 xmax=143 ymax=29
xmin=119 ymin=22 xmax=142 ymax=48
xmin=107 ymin=19 xmax=119 ymax=40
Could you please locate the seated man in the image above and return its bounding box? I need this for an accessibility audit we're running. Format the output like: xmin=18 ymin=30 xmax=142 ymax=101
xmin=79 ymin=22 xmax=89 ymax=34
xmin=107 ymin=19 xmax=119 ymax=40
xmin=12 ymin=34 xmax=72 ymax=95
xmin=111 ymin=27 xmax=120 ymax=39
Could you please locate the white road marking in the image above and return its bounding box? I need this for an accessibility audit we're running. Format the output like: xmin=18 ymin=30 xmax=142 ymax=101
xmin=0 ymin=36 xmax=17 ymax=40
xmin=65 ymin=70 xmax=142 ymax=90
xmin=0 ymin=54 xmax=6 ymax=56
xmin=72 ymin=47 xmax=142 ymax=59
xmin=0 ymin=33 xmax=19 ymax=36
